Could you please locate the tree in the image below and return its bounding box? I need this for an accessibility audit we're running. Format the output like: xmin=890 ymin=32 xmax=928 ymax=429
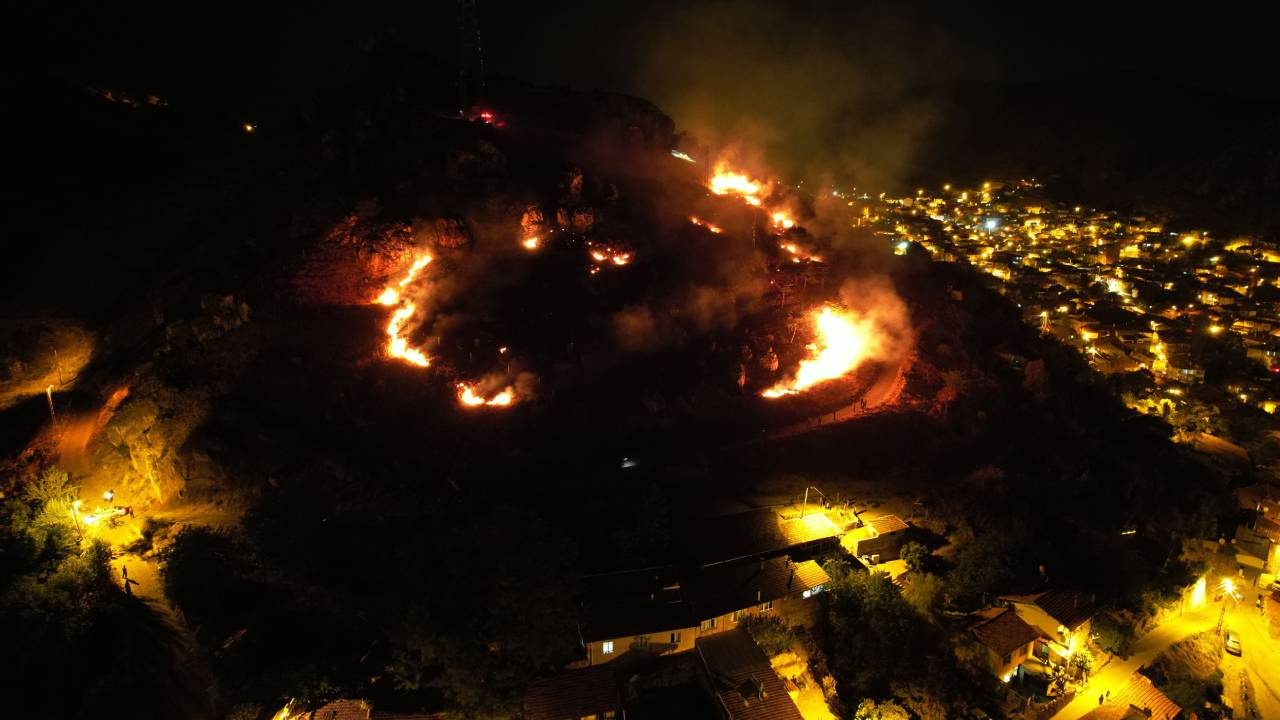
xmin=1092 ymin=612 xmax=1134 ymax=656
xmin=900 ymin=541 xmax=931 ymax=573
xmin=1070 ymin=648 xmax=1096 ymax=679
xmin=387 ymin=505 xmax=581 ymax=718
xmin=824 ymin=561 xmax=942 ymax=700
xmin=853 ymin=698 xmax=910 ymax=720
xmin=903 ymin=572 xmax=944 ymax=617
xmin=739 ymin=613 xmax=798 ymax=656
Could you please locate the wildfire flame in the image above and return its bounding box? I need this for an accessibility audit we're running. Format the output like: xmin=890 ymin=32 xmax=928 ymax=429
xmin=376 ymin=254 xmax=433 ymax=367
xmin=588 ymin=244 xmax=632 ymax=268
xmin=763 ymin=306 xmax=869 ymax=398
xmin=458 ymin=383 xmax=515 ymax=407
xmin=771 ymin=211 xmax=796 ymax=230
xmin=709 ymin=163 xmax=765 ymax=206
xmin=522 ymin=236 xmax=540 ymax=251
xmin=690 ymin=216 xmax=724 ymax=234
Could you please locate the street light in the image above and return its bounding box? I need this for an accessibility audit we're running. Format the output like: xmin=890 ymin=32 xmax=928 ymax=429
xmin=801 ymin=485 xmax=827 ymax=518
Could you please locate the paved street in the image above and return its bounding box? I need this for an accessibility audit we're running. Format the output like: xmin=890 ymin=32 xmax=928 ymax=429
xmin=1049 ymin=593 xmax=1280 ymax=720
xmin=1221 ymin=590 xmax=1280 ymax=718
xmin=1049 ymin=607 xmax=1218 ymax=720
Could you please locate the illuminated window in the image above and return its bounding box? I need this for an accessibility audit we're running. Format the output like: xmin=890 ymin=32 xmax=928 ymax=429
xmin=602 ymin=641 xmax=614 ymax=655
xmin=604 ymin=713 xmax=617 ymax=720
xmin=759 ymin=600 xmax=774 ymax=612
xmin=670 ymin=631 xmax=681 ymax=644
xmin=732 ymin=610 xmax=745 ymax=622
xmin=700 ymin=618 xmax=718 ymax=631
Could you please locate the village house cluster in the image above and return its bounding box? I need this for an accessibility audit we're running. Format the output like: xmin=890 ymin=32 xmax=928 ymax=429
xmin=873 ymin=180 xmax=1280 ymax=440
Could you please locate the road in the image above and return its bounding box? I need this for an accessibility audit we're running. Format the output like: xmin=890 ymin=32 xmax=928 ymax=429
xmin=770 ymin=352 xmax=910 ymax=440
xmin=1222 ymin=590 xmax=1280 ymax=719
xmin=1049 ymin=606 xmax=1218 ymax=720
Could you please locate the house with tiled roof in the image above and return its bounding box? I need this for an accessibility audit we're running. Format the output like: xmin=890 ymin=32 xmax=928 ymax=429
xmin=847 ymin=514 xmax=910 ymax=562
xmin=308 ymin=700 xmax=371 ymax=720
xmin=1079 ymin=673 xmax=1180 ymax=720
xmin=696 ymin=629 xmax=804 ymax=720
xmin=577 ymin=558 xmax=830 ymax=666
xmin=524 ymin=663 xmax=624 ymax=720
xmin=968 ymin=607 xmax=1045 ymax=683
xmin=999 ymin=589 xmax=1096 ymax=661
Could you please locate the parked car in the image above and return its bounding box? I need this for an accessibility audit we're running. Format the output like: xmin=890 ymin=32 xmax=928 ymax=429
xmin=1224 ymin=630 xmax=1242 ymax=656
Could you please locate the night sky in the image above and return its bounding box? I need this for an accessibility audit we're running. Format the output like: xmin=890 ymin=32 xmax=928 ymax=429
xmin=18 ymin=1 xmax=1280 ymax=104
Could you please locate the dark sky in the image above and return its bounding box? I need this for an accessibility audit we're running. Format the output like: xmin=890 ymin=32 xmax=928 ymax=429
xmin=16 ymin=0 xmax=1279 ymax=102
xmin=12 ymin=0 xmax=1277 ymax=191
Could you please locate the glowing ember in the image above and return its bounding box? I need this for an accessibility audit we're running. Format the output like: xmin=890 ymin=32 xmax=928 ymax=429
xmin=671 ymin=149 xmax=696 ymax=163
xmin=772 ymin=211 xmax=796 ymax=230
xmin=588 ymin=244 xmax=633 ymax=268
xmin=522 ymin=236 xmax=541 ymax=250
xmin=763 ymin=306 xmax=869 ymax=398
xmin=780 ymin=242 xmax=822 ymax=263
xmin=375 ymin=254 xmax=434 ymax=367
xmin=690 ymin=216 xmax=724 ymax=234
xmin=458 ymin=383 xmax=515 ymax=407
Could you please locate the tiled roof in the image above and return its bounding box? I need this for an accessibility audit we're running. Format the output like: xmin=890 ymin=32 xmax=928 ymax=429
xmin=970 ymin=608 xmax=1043 ymax=657
xmin=697 ymin=630 xmax=804 ymax=720
xmin=309 ymin=700 xmax=371 ymax=720
xmin=682 ymin=509 xmax=841 ymax=568
xmin=1255 ymin=516 xmax=1280 ymax=542
xmin=866 ymin=515 xmax=908 ymax=536
xmin=1107 ymin=673 xmax=1181 ymax=720
xmin=1002 ymin=589 xmax=1095 ymax=630
xmin=685 ymin=558 xmax=830 ymax=621
xmin=524 ymin=664 xmax=623 ymax=720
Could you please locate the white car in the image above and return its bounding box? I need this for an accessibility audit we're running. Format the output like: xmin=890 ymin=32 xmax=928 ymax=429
xmin=1224 ymin=630 xmax=1242 ymax=656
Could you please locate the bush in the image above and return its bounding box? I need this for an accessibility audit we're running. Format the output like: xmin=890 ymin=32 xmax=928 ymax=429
xmin=900 ymin=541 xmax=931 ymax=573
xmin=1093 ymin=612 xmax=1135 ymax=655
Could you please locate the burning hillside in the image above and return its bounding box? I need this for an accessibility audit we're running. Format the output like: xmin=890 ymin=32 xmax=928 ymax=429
xmin=338 ymin=139 xmax=911 ymax=417
xmin=281 ymin=84 xmax=912 ymax=434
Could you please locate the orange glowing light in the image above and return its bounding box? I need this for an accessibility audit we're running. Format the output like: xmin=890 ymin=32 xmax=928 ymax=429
xmin=522 ymin=236 xmax=540 ymax=250
xmin=376 ymin=254 xmax=434 ymax=367
xmin=763 ymin=306 xmax=869 ymax=398
xmin=709 ymin=163 xmax=765 ymax=206
xmin=771 ymin=211 xmax=796 ymax=230
xmin=690 ymin=216 xmax=724 ymax=234
xmin=458 ymin=383 xmax=515 ymax=407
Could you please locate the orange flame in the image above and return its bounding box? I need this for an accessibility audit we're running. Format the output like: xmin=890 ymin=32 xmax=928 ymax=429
xmin=588 ymin=244 xmax=632 ymax=268
xmin=458 ymin=383 xmax=515 ymax=407
xmin=710 ymin=164 xmax=764 ymax=205
xmin=763 ymin=306 xmax=869 ymax=398
xmin=376 ymin=254 xmax=433 ymax=367
xmin=771 ymin=211 xmax=796 ymax=230
xmin=522 ymin=236 xmax=540 ymax=251
xmin=690 ymin=216 xmax=724 ymax=234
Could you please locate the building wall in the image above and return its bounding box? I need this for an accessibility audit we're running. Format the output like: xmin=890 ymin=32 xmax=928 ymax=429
xmin=581 ymin=590 xmax=825 ymax=666
xmin=583 ymin=626 xmax=698 ymax=666
xmin=1010 ymin=603 xmax=1091 ymax=659
xmin=853 ymin=531 xmax=906 ymax=561
xmin=982 ymin=641 xmax=1035 ymax=681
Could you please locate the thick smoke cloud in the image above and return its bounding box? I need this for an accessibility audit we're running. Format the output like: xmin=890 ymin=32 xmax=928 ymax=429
xmin=632 ymin=0 xmax=982 ymax=192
